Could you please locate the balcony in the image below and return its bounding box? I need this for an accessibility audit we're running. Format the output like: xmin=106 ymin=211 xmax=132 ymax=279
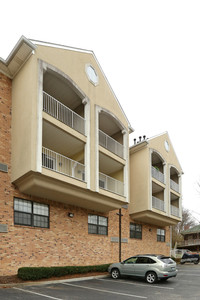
xmin=170 ymin=205 xmax=180 ymax=217
xmin=151 ymin=166 xmax=165 ymax=184
xmin=99 ymin=172 xmax=124 ymax=196
xmin=178 ymin=239 xmax=200 ymax=247
xmin=170 ymin=179 xmax=179 ymax=193
xmin=152 ymin=196 xmax=165 ymax=212
xmin=43 ymin=92 xmax=85 ymax=135
xmin=42 ymin=147 xmax=85 ymax=182
xmin=99 ymin=130 xmax=124 ymax=158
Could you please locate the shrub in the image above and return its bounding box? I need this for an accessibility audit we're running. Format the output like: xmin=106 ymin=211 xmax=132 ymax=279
xmin=18 ymin=264 xmax=110 ymax=281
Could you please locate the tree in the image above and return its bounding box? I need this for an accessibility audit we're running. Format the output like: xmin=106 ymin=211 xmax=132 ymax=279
xmin=172 ymin=207 xmax=197 ymax=248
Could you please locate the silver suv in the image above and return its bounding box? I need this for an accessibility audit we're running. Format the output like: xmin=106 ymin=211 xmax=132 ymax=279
xmin=108 ymin=254 xmax=177 ymax=284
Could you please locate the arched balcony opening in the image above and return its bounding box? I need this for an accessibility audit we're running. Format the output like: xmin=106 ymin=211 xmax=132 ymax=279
xmin=43 ymin=69 xmax=86 ymax=135
xmin=151 ymin=151 xmax=165 ymax=184
xmin=99 ymin=111 xmax=124 ymax=158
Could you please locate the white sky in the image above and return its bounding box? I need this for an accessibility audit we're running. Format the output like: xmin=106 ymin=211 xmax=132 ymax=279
xmin=1 ymin=0 xmax=200 ymax=221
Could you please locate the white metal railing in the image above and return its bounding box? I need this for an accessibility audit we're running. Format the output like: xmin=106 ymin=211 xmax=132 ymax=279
xmin=170 ymin=179 xmax=179 ymax=193
xmin=152 ymin=196 xmax=165 ymax=211
xmin=99 ymin=130 xmax=124 ymax=158
xmin=151 ymin=166 xmax=165 ymax=183
xmin=42 ymin=147 xmax=85 ymax=182
xmin=43 ymin=91 xmax=85 ymax=135
xmin=99 ymin=172 xmax=124 ymax=196
xmin=171 ymin=205 xmax=180 ymax=217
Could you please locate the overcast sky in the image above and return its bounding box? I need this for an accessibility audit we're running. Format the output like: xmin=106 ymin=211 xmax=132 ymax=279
xmin=1 ymin=0 xmax=200 ymax=222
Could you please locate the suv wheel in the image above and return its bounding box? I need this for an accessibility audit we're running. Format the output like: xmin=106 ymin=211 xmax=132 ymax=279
xmin=111 ymin=268 xmax=120 ymax=279
xmin=145 ymin=271 xmax=157 ymax=284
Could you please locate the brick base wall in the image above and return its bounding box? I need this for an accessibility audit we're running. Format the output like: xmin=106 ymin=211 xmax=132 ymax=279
xmin=0 ymin=72 xmax=170 ymax=276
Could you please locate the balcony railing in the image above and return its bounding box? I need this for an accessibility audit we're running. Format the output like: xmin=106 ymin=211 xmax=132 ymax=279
xmin=170 ymin=179 xmax=179 ymax=193
xmin=171 ymin=205 xmax=180 ymax=217
xmin=152 ymin=196 xmax=165 ymax=212
xmin=178 ymin=239 xmax=200 ymax=247
xmin=99 ymin=130 xmax=124 ymax=158
xmin=99 ymin=172 xmax=124 ymax=196
xmin=151 ymin=166 xmax=165 ymax=184
xmin=42 ymin=147 xmax=85 ymax=182
xmin=43 ymin=91 xmax=85 ymax=135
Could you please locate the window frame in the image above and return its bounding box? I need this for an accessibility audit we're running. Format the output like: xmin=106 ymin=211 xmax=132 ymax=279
xmin=130 ymin=223 xmax=142 ymax=239
xmin=88 ymin=214 xmax=108 ymax=235
xmin=157 ymin=228 xmax=165 ymax=242
xmin=14 ymin=197 xmax=49 ymax=229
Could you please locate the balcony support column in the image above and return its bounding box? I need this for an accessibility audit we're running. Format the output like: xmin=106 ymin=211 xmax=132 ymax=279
xmin=36 ymin=60 xmax=45 ymax=174
xmin=122 ymin=129 xmax=128 ymax=201
xmin=82 ymin=97 xmax=90 ymax=188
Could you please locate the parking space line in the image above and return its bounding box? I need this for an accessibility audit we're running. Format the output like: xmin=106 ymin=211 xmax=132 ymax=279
xmin=13 ymin=287 xmax=64 ymax=300
xmin=62 ymin=282 xmax=147 ymax=298
xmin=98 ymin=279 xmax=174 ymax=290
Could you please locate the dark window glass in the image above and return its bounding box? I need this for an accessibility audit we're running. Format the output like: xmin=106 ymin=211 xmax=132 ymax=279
xmin=14 ymin=211 xmax=32 ymax=226
xmin=130 ymin=223 xmax=142 ymax=239
xmin=14 ymin=198 xmax=49 ymax=228
xmin=157 ymin=229 xmax=165 ymax=242
xmin=88 ymin=214 xmax=108 ymax=235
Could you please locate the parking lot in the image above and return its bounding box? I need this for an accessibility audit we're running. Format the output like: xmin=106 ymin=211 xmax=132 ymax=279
xmin=1 ymin=264 xmax=200 ymax=299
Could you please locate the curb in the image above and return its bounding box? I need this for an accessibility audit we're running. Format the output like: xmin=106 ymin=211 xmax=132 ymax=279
xmin=0 ymin=274 xmax=109 ymax=288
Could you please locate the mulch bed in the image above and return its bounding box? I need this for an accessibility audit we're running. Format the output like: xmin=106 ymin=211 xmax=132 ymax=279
xmin=0 ymin=272 xmax=108 ymax=287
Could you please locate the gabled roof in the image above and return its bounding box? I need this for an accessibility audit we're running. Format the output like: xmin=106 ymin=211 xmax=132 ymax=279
xmin=0 ymin=36 xmax=133 ymax=133
xmin=181 ymin=224 xmax=200 ymax=235
xmin=0 ymin=36 xmax=36 ymax=78
xmin=149 ymin=131 xmax=183 ymax=174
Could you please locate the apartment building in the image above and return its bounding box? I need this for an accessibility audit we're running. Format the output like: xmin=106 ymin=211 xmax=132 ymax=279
xmin=129 ymin=133 xmax=183 ymax=226
xmin=0 ymin=36 xmax=183 ymax=276
xmin=178 ymin=224 xmax=200 ymax=252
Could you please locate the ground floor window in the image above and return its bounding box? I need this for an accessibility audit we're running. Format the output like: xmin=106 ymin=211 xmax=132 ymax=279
xmin=14 ymin=197 xmax=49 ymax=228
xmin=130 ymin=223 xmax=142 ymax=239
xmin=88 ymin=214 xmax=108 ymax=235
xmin=157 ymin=228 xmax=165 ymax=242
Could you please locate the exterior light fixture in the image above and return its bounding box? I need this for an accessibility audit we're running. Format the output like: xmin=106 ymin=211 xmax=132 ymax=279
xmin=68 ymin=213 xmax=74 ymax=218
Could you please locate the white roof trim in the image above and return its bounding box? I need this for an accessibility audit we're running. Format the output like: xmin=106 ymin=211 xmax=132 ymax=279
xmin=0 ymin=35 xmax=36 ymax=78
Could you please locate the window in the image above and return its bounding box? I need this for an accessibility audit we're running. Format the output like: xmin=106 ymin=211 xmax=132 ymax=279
xmin=99 ymin=179 xmax=105 ymax=189
xmin=130 ymin=223 xmax=142 ymax=239
xmin=14 ymin=198 xmax=49 ymax=228
xmin=136 ymin=257 xmax=156 ymax=264
xmin=85 ymin=64 xmax=99 ymax=86
xmin=157 ymin=229 xmax=165 ymax=242
xmin=124 ymin=257 xmax=137 ymax=264
xmin=88 ymin=214 xmax=108 ymax=235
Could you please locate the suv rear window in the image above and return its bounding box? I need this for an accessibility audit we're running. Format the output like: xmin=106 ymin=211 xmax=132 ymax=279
xmin=159 ymin=256 xmax=174 ymax=264
xmin=136 ymin=257 xmax=156 ymax=264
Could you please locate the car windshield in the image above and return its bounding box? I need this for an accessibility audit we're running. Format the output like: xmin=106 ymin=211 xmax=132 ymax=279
xmin=159 ymin=256 xmax=174 ymax=264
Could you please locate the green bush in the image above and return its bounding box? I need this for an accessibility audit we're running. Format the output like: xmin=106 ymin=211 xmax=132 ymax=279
xmin=18 ymin=264 xmax=110 ymax=281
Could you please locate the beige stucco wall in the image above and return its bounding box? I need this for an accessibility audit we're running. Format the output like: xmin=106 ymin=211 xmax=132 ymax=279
xmin=129 ymin=146 xmax=150 ymax=213
xmin=11 ymin=55 xmax=38 ymax=182
xmin=148 ymin=132 xmax=182 ymax=173
xmin=11 ymin=44 xmax=130 ymax=208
